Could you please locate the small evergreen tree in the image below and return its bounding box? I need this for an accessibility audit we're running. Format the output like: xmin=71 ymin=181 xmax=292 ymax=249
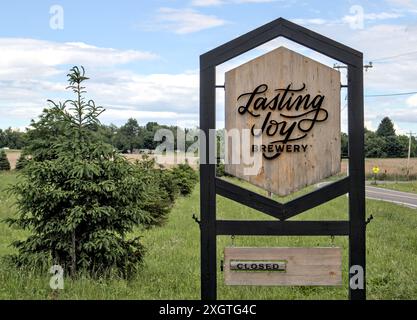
xmin=15 ymin=152 xmax=29 ymax=170
xmin=341 ymin=132 xmax=349 ymax=157
xmin=376 ymin=117 xmax=396 ymax=138
xmin=0 ymin=149 xmax=11 ymax=171
xmin=133 ymin=155 xmax=174 ymax=227
xmin=171 ymin=162 xmax=198 ymax=196
xmin=7 ymin=66 xmax=165 ymax=277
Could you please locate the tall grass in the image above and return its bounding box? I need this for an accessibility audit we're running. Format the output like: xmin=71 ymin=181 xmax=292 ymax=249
xmin=0 ymin=172 xmax=416 ymax=299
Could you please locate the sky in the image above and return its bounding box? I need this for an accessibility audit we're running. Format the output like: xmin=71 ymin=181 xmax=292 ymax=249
xmin=1 ymin=0 xmax=417 ymax=135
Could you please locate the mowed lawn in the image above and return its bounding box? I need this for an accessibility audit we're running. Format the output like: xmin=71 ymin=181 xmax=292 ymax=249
xmin=0 ymin=172 xmax=416 ymax=300
xmin=377 ymin=182 xmax=417 ymax=194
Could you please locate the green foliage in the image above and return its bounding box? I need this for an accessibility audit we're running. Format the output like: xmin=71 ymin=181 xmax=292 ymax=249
xmin=216 ymin=163 xmax=225 ymax=177
xmin=365 ymin=130 xmax=387 ymax=158
xmin=133 ymin=156 xmax=174 ymax=227
xmin=382 ymin=135 xmax=406 ymax=158
xmin=347 ymin=118 xmax=417 ymax=158
xmin=171 ymin=163 xmax=198 ymax=196
xmin=113 ymin=118 xmax=143 ymax=153
xmin=396 ymin=135 xmax=413 ymax=157
xmin=341 ymin=132 xmax=348 ymax=157
xmin=0 ymin=150 xmax=10 ymax=171
xmin=6 ymin=66 xmax=164 ymax=278
xmin=376 ymin=117 xmax=396 ymax=138
xmin=158 ymin=169 xmax=180 ymax=203
xmin=15 ymin=152 xmax=29 ymax=171
xmin=24 ymin=107 xmax=67 ymax=161
xmin=0 ymin=128 xmax=27 ymax=149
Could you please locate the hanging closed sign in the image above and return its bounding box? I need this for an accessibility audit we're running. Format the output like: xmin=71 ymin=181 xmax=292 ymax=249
xmin=224 ymin=247 xmax=342 ymax=286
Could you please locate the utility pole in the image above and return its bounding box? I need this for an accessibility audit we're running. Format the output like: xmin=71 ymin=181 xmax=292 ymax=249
xmin=334 ymin=62 xmax=373 ymax=88
xmin=407 ymin=131 xmax=416 ymax=179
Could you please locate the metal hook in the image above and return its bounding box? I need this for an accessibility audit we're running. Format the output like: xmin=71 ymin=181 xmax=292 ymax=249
xmin=365 ymin=215 xmax=374 ymax=227
xmin=192 ymin=213 xmax=201 ymax=227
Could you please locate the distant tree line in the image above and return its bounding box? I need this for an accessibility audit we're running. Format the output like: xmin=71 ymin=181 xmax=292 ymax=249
xmin=0 ymin=128 xmax=26 ymax=149
xmin=98 ymin=119 xmax=197 ymax=153
xmin=1 ymin=119 xmax=196 ymax=154
xmin=2 ymin=116 xmax=416 ymax=159
xmin=341 ymin=117 xmax=417 ymax=158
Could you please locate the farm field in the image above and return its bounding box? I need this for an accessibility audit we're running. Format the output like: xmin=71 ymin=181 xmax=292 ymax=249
xmin=0 ymin=172 xmax=416 ymax=300
xmin=4 ymin=150 xmax=199 ymax=170
xmin=341 ymin=158 xmax=417 ymax=180
xmin=124 ymin=152 xmax=199 ymax=169
xmin=5 ymin=150 xmax=416 ymax=179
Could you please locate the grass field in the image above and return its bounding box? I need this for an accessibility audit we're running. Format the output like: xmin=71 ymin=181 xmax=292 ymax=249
xmin=377 ymin=182 xmax=417 ymax=194
xmin=0 ymin=171 xmax=417 ymax=299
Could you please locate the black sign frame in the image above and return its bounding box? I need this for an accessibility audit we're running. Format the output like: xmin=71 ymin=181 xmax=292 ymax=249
xmin=199 ymin=17 xmax=365 ymax=300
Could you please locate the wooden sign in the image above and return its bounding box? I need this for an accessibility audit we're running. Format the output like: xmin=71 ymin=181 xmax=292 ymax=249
xmin=225 ymin=46 xmax=341 ymax=196
xmin=224 ymin=247 xmax=342 ymax=286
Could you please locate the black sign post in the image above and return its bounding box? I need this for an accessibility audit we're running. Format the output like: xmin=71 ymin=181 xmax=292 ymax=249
xmin=199 ymin=17 xmax=365 ymax=300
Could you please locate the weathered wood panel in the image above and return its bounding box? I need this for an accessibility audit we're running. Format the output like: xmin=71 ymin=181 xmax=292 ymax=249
xmin=224 ymin=247 xmax=342 ymax=286
xmin=225 ymin=46 xmax=341 ymax=196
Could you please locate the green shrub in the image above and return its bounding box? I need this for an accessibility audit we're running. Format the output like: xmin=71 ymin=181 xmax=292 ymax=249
xmin=0 ymin=150 xmax=10 ymax=171
xmin=15 ymin=152 xmax=29 ymax=170
xmin=133 ymin=156 xmax=173 ymax=227
xmin=216 ymin=163 xmax=225 ymax=177
xmin=171 ymin=163 xmax=198 ymax=196
xmin=158 ymin=169 xmax=180 ymax=202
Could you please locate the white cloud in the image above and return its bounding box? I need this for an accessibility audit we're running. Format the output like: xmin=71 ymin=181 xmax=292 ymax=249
xmin=341 ymin=11 xmax=403 ymax=25
xmin=386 ymin=0 xmax=417 ymax=9
xmin=293 ymin=10 xmax=403 ymax=29
xmin=0 ymin=67 xmax=200 ymax=127
xmin=364 ymin=12 xmax=404 ymax=20
xmin=234 ymin=0 xmax=277 ymax=3
xmin=87 ymin=70 xmax=199 ymax=113
xmin=0 ymin=38 xmax=157 ymax=80
xmin=406 ymin=94 xmax=417 ymax=107
xmin=291 ymin=18 xmax=328 ymax=25
xmin=0 ymin=38 xmax=200 ymax=128
xmin=365 ymin=120 xmax=376 ymax=131
xmin=149 ymin=8 xmax=227 ymax=34
xmin=191 ymin=0 xmax=277 ymax=5
xmin=191 ymin=0 xmax=225 ymax=6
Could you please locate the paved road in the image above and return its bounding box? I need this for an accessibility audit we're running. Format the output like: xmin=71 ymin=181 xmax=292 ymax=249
xmin=316 ymin=182 xmax=417 ymax=209
xmin=366 ymin=185 xmax=417 ymax=209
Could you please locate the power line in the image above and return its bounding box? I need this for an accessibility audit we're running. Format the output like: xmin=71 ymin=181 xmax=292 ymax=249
xmin=334 ymin=61 xmax=417 ymax=98
xmin=365 ymin=91 xmax=417 ymax=98
xmin=370 ymin=50 xmax=417 ymax=62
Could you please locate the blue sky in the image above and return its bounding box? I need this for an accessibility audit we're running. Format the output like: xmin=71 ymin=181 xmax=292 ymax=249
xmin=1 ymin=0 xmax=417 ymax=134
